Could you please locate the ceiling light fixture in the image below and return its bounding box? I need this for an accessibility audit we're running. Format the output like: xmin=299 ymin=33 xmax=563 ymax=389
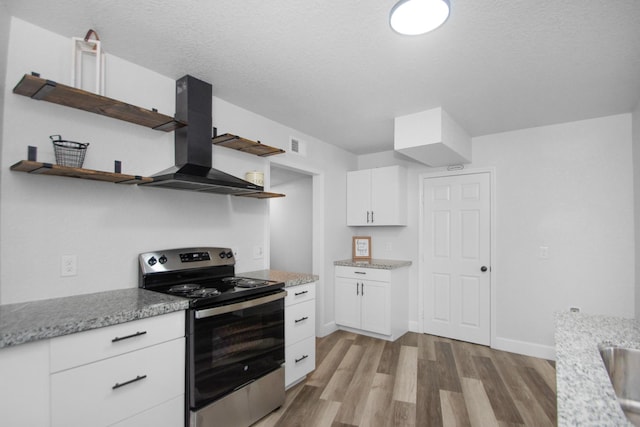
xmin=389 ymin=0 xmax=450 ymax=36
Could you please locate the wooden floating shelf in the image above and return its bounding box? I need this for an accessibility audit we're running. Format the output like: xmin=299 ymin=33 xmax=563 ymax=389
xmin=10 ymin=160 xmax=152 ymax=185
xmin=236 ymin=191 xmax=285 ymax=199
xmin=212 ymin=133 xmax=285 ymax=157
xmin=13 ymin=73 xmax=186 ymax=132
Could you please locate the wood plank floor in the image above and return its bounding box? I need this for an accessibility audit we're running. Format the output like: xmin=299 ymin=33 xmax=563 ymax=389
xmin=254 ymin=331 xmax=557 ymax=427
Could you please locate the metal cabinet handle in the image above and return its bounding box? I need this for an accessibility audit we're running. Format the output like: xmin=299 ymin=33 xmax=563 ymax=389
xmin=356 ymin=282 xmax=359 ymax=296
xmin=371 ymin=211 xmax=374 ymax=223
xmin=295 ymin=355 xmax=309 ymax=363
xmin=361 ymin=283 xmax=364 ymax=296
xmin=112 ymin=331 xmax=147 ymax=343
xmin=366 ymin=211 xmax=370 ymax=223
xmin=355 ymin=271 xmax=366 ymax=275
xmin=294 ymin=290 xmax=308 ymax=296
xmin=295 ymin=316 xmax=309 ymax=323
xmin=112 ymin=374 xmax=147 ymax=390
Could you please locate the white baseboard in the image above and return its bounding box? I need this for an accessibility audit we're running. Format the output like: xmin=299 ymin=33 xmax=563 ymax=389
xmin=409 ymin=320 xmax=419 ymax=333
xmin=492 ymin=336 xmax=556 ymax=361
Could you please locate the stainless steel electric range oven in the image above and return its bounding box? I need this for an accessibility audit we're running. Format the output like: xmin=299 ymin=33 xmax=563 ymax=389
xmin=139 ymin=247 xmax=286 ymax=427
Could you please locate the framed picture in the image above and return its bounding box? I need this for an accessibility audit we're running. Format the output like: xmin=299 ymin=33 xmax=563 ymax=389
xmin=352 ymin=236 xmax=372 ymax=262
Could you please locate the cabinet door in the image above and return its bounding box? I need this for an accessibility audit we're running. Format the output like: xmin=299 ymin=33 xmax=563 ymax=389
xmin=335 ymin=276 xmax=361 ymax=328
xmin=360 ymin=280 xmax=390 ymax=335
xmin=346 ymin=169 xmax=371 ymax=226
xmin=371 ymin=166 xmax=407 ymax=226
xmin=0 ymin=340 xmax=50 ymax=427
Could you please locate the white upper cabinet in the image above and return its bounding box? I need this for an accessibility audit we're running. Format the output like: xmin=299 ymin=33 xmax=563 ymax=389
xmin=346 ymin=165 xmax=407 ymax=226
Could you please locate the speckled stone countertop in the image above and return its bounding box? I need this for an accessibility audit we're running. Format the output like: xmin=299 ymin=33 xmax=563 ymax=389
xmin=555 ymin=311 xmax=640 ymax=426
xmin=334 ymin=259 xmax=412 ymax=269
xmin=0 ymin=289 xmax=188 ymax=349
xmin=243 ymin=269 xmax=318 ymax=287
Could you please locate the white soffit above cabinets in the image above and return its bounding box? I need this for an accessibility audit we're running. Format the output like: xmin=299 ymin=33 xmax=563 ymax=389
xmin=394 ymin=107 xmax=471 ymax=167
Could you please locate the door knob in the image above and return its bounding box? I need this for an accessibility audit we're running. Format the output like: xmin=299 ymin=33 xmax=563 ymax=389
xmin=480 ymin=266 xmax=488 ymax=272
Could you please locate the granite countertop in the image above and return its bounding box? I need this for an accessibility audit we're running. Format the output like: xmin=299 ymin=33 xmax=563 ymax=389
xmin=334 ymin=259 xmax=412 ymax=269
xmin=555 ymin=311 xmax=640 ymax=426
xmin=0 ymin=288 xmax=188 ymax=349
xmin=243 ymin=269 xmax=318 ymax=287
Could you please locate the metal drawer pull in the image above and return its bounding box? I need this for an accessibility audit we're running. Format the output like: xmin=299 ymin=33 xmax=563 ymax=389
xmin=112 ymin=374 xmax=147 ymax=390
xmin=294 ymin=290 xmax=308 ymax=296
xmin=112 ymin=331 xmax=147 ymax=342
xmin=295 ymin=316 xmax=309 ymax=323
xmin=355 ymin=271 xmax=366 ymax=274
xmin=295 ymin=355 xmax=309 ymax=363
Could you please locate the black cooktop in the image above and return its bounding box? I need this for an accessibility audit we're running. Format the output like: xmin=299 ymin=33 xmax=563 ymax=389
xmin=162 ymin=277 xmax=284 ymax=308
xmin=138 ymin=247 xmax=285 ymax=308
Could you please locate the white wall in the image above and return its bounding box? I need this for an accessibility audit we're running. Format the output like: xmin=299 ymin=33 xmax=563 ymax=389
xmin=360 ymin=114 xmax=635 ymax=359
xmin=0 ymin=18 xmax=355 ymax=309
xmin=474 ymin=114 xmax=634 ymax=358
xmin=270 ymin=176 xmax=312 ymax=273
xmin=634 ymin=100 xmax=640 ymax=322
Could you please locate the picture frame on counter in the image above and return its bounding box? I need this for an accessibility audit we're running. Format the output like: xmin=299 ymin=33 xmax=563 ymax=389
xmin=352 ymin=236 xmax=372 ymax=261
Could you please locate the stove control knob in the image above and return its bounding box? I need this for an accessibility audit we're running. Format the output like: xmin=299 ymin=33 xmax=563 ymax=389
xmin=219 ymin=252 xmax=226 ymax=259
xmin=159 ymin=255 xmax=167 ymax=264
xmin=225 ymin=251 xmax=234 ymax=259
xmin=147 ymin=256 xmax=157 ymax=266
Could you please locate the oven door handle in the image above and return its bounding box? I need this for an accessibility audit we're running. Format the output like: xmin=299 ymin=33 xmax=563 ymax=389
xmin=195 ymin=290 xmax=287 ymax=319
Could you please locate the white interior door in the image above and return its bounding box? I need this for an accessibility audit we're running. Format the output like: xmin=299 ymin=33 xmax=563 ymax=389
xmin=422 ymin=172 xmax=491 ymax=345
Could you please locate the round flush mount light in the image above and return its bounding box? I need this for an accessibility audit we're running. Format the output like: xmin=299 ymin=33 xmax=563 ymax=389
xmin=389 ymin=0 xmax=450 ymax=36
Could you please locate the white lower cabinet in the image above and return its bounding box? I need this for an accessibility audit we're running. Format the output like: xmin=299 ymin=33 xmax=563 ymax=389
xmin=51 ymin=338 xmax=184 ymax=427
xmin=50 ymin=311 xmax=185 ymax=427
xmin=0 ymin=311 xmax=186 ymax=427
xmin=335 ymin=265 xmax=408 ymax=341
xmin=284 ymin=282 xmax=316 ymax=388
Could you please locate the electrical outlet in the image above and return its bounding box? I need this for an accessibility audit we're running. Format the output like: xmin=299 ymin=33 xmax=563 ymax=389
xmin=539 ymin=246 xmax=549 ymax=259
xmin=253 ymin=246 xmax=263 ymax=259
xmin=569 ymin=307 xmax=581 ymax=313
xmin=61 ymin=255 xmax=77 ymax=277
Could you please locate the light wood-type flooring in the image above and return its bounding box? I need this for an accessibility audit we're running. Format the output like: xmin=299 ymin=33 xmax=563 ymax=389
xmin=254 ymin=330 xmax=557 ymax=427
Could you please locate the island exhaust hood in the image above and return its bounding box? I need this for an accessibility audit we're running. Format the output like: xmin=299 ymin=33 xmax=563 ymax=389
xmin=140 ymin=75 xmax=264 ymax=195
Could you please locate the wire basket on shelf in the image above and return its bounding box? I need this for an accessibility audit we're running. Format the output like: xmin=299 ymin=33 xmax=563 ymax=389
xmin=50 ymin=135 xmax=89 ymax=168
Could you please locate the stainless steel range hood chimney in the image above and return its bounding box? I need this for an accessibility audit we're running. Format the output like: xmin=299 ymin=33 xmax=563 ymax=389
xmin=140 ymin=75 xmax=264 ymax=195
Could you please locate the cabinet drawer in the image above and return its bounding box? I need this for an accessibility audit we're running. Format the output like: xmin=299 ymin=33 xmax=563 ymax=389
xmin=50 ymin=311 xmax=184 ymax=372
xmin=109 ymin=395 xmax=184 ymax=427
xmin=285 ymin=283 xmax=315 ymax=306
xmin=51 ymin=338 xmax=185 ymax=427
xmin=335 ymin=266 xmax=390 ymax=282
xmin=285 ymin=336 xmax=316 ymax=387
xmin=285 ymin=299 xmax=315 ymax=345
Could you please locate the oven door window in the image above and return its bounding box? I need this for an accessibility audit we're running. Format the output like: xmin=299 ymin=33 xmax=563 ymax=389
xmin=190 ymin=296 xmax=285 ymax=409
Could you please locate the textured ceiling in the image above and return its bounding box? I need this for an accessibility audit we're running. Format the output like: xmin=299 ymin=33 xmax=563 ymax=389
xmin=3 ymin=0 xmax=640 ymax=154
